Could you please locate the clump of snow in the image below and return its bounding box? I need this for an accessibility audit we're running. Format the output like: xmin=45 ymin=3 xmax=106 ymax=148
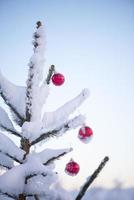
xmin=24 ymin=174 xmax=56 ymax=195
xmin=0 ymin=165 xmax=25 ymax=195
xmin=22 ymin=121 xmax=43 ymax=140
xmin=0 ymin=156 xmax=54 ymax=196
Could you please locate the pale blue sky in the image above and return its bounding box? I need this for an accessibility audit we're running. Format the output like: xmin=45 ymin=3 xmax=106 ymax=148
xmin=0 ymin=0 xmax=134 ymax=190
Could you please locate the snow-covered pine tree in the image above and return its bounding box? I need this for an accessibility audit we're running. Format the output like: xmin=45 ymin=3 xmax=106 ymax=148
xmin=0 ymin=21 xmax=109 ymax=200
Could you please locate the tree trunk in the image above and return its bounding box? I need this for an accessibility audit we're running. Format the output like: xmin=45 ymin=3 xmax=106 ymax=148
xmin=21 ymin=139 xmax=31 ymax=159
xmin=18 ymin=139 xmax=31 ymax=200
xmin=18 ymin=194 xmax=25 ymax=200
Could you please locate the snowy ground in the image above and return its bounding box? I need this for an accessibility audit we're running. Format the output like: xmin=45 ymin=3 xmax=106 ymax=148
xmin=71 ymin=187 xmax=134 ymax=200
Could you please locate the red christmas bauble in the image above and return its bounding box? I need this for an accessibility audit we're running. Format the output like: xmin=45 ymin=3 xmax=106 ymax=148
xmin=65 ymin=159 xmax=80 ymax=176
xmin=78 ymin=126 xmax=93 ymax=142
xmin=52 ymin=73 xmax=65 ymax=86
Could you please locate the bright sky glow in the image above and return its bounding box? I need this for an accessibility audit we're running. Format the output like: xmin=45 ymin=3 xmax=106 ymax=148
xmin=0 ymin=0 xmax=134 ymax=190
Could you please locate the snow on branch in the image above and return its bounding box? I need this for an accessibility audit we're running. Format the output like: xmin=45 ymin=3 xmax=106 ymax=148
xmin=21 ymin=89 xmax=87 ymax=141
xmin=0 ymin=191 xmax=17 ymax=200
xmin=0 ymin=165 xmax=25 ymax=196
xmin=24 ymin=175 xmax=49 ymax=197
xmin=0 ymin=156 xmax=54 ymax=197
xmin=0 ymin=150 xmax=22 ymax=164
xmin=42 ymin=89 xmax=89 ymax=131
xmin=26 ymin=21 xmax=47 ymax=121
xmin=0 ymin=152 xmax=14 ymax=169
xmin=0 ymin=70 xmax=26 ymax=126
xmin=30 ymin=148 xmax=72 ymax=166
xmin=24 ymin=174 xmax=62 ymax=198
xmin=25 ymin=172 xmax=47 ymax=185
xmin=0 ymin=132 xmax=25 ymax=163
xmin=31 ymin=83 xmax=50 ymax=121
xmin=44 ymin=149 xmax=72 ymax=165
xmin=0 ymin=107 xmax=21 ymax=138
xmin=31 ymin=114 xmax=85 ymax=145
xmin=0 ymin=107 xmax=15 ymax=131
xmin=0 ymin=163 xmax=11 ymax=170
xmin=0 ymin=194 xmax=17 ymax=200
xmin=0 ymin=126 xmax=21 ymax=138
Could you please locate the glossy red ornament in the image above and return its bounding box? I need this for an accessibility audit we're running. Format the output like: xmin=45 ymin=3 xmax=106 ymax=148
xmin=65 ymin=159 xmax=80 ymax=176
xmin=52 ymin=73 xmax=65 ymax=86
xmin=78 ymin=126 xmax=93 ymax=142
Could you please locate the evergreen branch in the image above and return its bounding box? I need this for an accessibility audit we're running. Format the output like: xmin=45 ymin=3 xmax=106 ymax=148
xmin=0 ymin=190 xmax=17 ymax=200
xmin=31 ymin=114 xmax=84 ymax=146
xmin=44 ymin=149 xmax=72 ymax=165
xmin=75 ymin=156 xmax=109 ymax=200
xmin=25 ymin=173 xmax=47 ymax=184
xmin=46 ymin=65 xmax=55 ymax=84
xmin=0 ymin=90 xmax=25 ymax=126
xmin=24 ymin=194 xmax=40 ymax=198
xmin=31 ymin=123 xmax=69 ymax=146
xmin=0 ymin=163 xmax=11 ymax=169
xmin=34 ymin=194 xmax=40 ymax=200
xmin=0 ymin=150 xmax=22 ymax=164
xmin=25 ymin=68 xmax=32 ymax=121
xmin=30 ymin=129 xmax=61 ymax=145
xmin=18 ymin=191 xmax=40 ymax=199
xmin=0 ymin=124 xmax=21 ymax=138
xmin=26 ymin=21 xmax=43 ymax=122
